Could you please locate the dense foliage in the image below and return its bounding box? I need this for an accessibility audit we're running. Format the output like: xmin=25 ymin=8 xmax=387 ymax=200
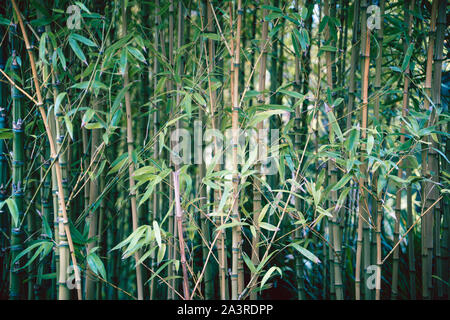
xmin=0 ymin=0 xmax=448 ymax=300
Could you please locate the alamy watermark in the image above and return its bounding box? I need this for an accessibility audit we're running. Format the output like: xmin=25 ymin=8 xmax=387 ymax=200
xmin=66 ymin=265 xmax=81 ymax=290
xmin=367 ymin=5 xmax=381 ymax=31
xmin=67 ymin=5 xmax=81 ymax=30
xmin=366 ymin=264 xmax=381 ymax=290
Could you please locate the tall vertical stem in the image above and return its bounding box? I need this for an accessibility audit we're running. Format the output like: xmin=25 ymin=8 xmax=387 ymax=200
xmin=231 ymin=0 xmax=243 ymax=300
xmin=122 ymin=0 xmax=144 ymax=300
xmin=355 ymin=11 xmax=371 ymax=300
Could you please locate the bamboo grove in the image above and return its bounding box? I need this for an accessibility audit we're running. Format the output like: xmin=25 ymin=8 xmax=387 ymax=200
xmin=0 ymin=0 xmax=448 ymax=300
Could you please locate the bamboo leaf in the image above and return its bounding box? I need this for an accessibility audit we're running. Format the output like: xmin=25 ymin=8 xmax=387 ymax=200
xmin=87 ymin=251 xmax=107 ymax=279
xmin=64 ymin=115 xmax=74 ymax=140
xmin=260 ymin=266 xmax=282 ymax=292
xmin=401 ymin=43 xmax=414 ymax=71
xmin=257 ymin=203 xmax=270 ymax=224
xmin=367 ymin=134 xmax=374 ymax=155
xmin=54 ymin=92 xmax=67 ymax=116
xmin=201 ymin=33 xmax=220 ymax=41
xmin=289 ymin=243 xmax=321 ymax=264
xmin=157 ymin=244 xmax=166 ymax=264
xmin=127 ymin=47 xmax=146 ymax=64
xmin=241 ymin=252 xmax=256 ymax=274
xmin=332 ymin=174 xmax=352 ymax=191
xmin=259 ymin=222 xmax=279 ymax=232
xmin=320 ymin=45 xmax=337 ymax=52
xmin=0 ymin=129 xmax=13 ymax=139
xmin=265 ymin=12 xmax=283 ymax=21
xmin=153 ymin=220 xmax=162 ymax=248
xmin=68 ymin=37 xmax=87 ymax=64
xmin=248 ymin=110 xmax=285 ymax=128
xmin=69 ymin=33 xmax=97 ymax=47
xmin=1 ymin=198 xmax=19 ymax=228
xmin=215 ymin=221 xmax=248 ymax=232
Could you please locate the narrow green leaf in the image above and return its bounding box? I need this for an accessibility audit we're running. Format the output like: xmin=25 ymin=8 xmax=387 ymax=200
xmin=290 ymin=243 xmax=321 ymax=264
xmin=153 ymin=220 xmax=162 ymax=248
xmin=68 ymin=37 xmax=87 ymax=64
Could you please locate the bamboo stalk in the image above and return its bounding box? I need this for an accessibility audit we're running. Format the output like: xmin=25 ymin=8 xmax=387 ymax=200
xmin=231 ymin=0 xmax=243 ymax=300
xmin=9 ymin=23 xmax=25 ymax=300
xmin=150 ymin=0 xmax=161 ymax=300
xmin=373 ymin=0 xmax=385 ymax=301
xmin=205 ymin=0 xmax=228 ymax=300
xmin=346 ymin=0 xmax=359 ymax=132
xmin=420 ymin=0 xmax=438 ymax=300
xmin=122 ymin=0 xmax=144 ymax=300
xmin=392 ymin=0 xmax=415 ymax=300
xmin=250 ymin=0 xmax=269 ymax=301
xmin=198 ymin=0 xmax=214 ymax=300
xmin=324 ymin=0 xmax=343 ymax=301
xmin=355 ymin=17 xmax=371 ymax=301
xmin=430 ymin=0 xmax=446 ymax=299
xmin=85 ymin=95 xmax=101 ymax=299
xmin=166 ymin=0 xmax=175 ymax=300
xmin=172 ymin=1 xmax=186 ymax=300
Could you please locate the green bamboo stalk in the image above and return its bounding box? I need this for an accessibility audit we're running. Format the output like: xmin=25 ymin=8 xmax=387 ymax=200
xmin=373 ymin=0 xmax=385 ymax=301
xmin=324 ymin=0 xmax=343 ymax=301
xmin=346 ymin=0 xmax=360 ymax=131
xmin=251 ymin=0 xmax=269 ymax=301
xmin=204 ymin=0 xmax=228 ymax=300
xmin=392 ymin=0 xmax=415 ymax=300
xmin=150 ymin=0 xmax=161 ymax=300
xmin=166 ymin=0 xmax=175 ymax=300
xmin=198 ymin=0 xmax=214 ymax=300
xmin=0 ymin=5 xmax=9 ymax=298
xmin=230 ymin=0 xmax=243 ymax=300
xmin=172 ymin=0 xmax=186 ymax=300
xmin=430 ymin=0 xmax=446 ymax=299
xmin=420 ymin=0 xmax=438 ymax=300
xmin=345 ymin=3 xmax=361 ymax=274
xmin=9 ymin=23 xmax=25 ymax=300
xmin=85 ymin=97 xmax=101 ymax=298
